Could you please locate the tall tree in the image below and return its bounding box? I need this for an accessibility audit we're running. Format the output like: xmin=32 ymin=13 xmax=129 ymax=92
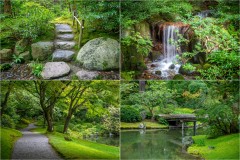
xmin=0 ymin=81 xmax=13 ymax=116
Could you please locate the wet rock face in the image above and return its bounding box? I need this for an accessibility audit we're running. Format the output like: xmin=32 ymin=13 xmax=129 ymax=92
xmin=182 ymin=136 xmax=193 ymax=149
xmin=77 ymin=37 xmax=120 ymax=71
xmin=31 ymin=42 xmax=54 ymax=60
xmin=41 ymin=62 xmax=70 ymax=79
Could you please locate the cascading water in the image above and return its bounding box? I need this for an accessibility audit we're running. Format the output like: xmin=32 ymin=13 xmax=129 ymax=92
xmin=150 ymin=25 xmax=182 ymax=79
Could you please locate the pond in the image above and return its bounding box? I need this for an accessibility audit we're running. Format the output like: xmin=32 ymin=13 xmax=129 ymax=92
xmin=121 ymin=129 xmax=201 ymax=159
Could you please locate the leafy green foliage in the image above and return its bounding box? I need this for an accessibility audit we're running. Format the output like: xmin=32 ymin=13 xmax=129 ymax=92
xmin=28 ymin=62 xmax=43 ymax=77
xmin=122 ymin=32 xmax=153 ymax=57
xmin=12 ymin=54 xmax=24 ymax=64
xmin=1 ymin=114 xmax=15 ymax=128
xmin=121 ymin=105 xmax=141 ymax=122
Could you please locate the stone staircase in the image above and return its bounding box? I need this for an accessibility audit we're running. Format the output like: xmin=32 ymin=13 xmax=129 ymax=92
xmin=52 ymin=24 xmax=76 ymax=61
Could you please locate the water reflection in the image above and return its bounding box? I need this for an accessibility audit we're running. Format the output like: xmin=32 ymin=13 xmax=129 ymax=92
xmin=121 ymin=129 xmax=200 ymax=159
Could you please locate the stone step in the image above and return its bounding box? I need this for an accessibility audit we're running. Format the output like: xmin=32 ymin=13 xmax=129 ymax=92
xmin=55 ymin=40 xmax=76 ymax=50
xmin=57 ymin=34 xmax=74 ymax=41
xmin=41 ymin=62 xmax=71 ymax=79
xmin=52 ymin=49 xmax=75 ymax=62
xmin=55 ymin=24 xmax=73 ymax=34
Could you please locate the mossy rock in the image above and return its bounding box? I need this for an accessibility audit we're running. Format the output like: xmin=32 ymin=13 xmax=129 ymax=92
xmin=155 ymin=70 xmax=162 ymax=75
xmin=64 ymin=136 xmax=72 ymax=141
xmin=192 ymin=64 xmax=202 ymax=70
xmin=173 ymin=74 xmax=185 ymax=80
xmin=203 ymin=63 xmax=212 ymax=70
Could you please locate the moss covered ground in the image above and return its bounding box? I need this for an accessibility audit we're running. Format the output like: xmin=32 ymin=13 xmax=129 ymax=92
xmin=0 ymin=127 xmax=22 ymax=159
xmin=188 ymin=133 xmax=239 ymax=159
xmin=32 ymin=128 xmax=119 ymax=159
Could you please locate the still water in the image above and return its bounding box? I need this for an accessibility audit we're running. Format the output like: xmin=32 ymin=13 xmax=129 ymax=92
xmin=121 ymin=129 xmax=200 ymax=159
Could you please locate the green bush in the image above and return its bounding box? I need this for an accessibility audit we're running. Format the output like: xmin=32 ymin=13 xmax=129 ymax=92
xmin=121 ymin=105 xmax=141 ymax=122
xmin=1 ymin=114 xmax=15 ymax=128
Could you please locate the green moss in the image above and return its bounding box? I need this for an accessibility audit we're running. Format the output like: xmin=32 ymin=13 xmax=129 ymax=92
xmin=121 ymin=120 xmax=167 ymax=129
xmin=203 ymin=63 xmax=212 ymax=70
xmin=173 ymin=74 xmax=185 ymax=80
xmin=0 ymin=127 xmax=22 ymax=159
xmin=188 ymin=134 xmax=239 ymax=159
xmin=192 ymin=64 xmax=202 ymax=70
xmin=172 ymin=108 xmax=194 ymax=114
xmin=32 ymin=128 xmax=119 ymax=159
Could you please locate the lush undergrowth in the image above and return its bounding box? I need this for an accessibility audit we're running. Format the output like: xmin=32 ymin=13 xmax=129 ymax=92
xmin=0 ymin=127 xmax=22 ymax=159
xmin=32 ymin=128 xmax=119 ymax=159
xmin=188 ymin=134 xmax=239 ymax=159
xmin=121 ymin=120 xmax=167 ymax=129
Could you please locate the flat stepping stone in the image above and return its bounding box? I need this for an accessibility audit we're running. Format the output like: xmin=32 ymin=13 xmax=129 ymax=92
xmin=57 ymin=34 xmax=74 ymax=41
xmin=55 ymin=24 xmax=73 ymax=33
xmin=41 ymin=62 xmax=70 ymax=79
xmin=76 ymin=70 xmax=99 ymax=80
xmin=55 ymin=40 xmax=76 ymax=50
xmin=52 ymin=49 xmax=75 ymax=61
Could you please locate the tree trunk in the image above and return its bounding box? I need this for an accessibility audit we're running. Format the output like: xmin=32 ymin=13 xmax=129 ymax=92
xmin=44 ymin=110 xmax=54 ymax=132
xmin=63 ymin=113 xmax=72 ymax=133
xmin=4 ymin=0 xmax=12 ymax=15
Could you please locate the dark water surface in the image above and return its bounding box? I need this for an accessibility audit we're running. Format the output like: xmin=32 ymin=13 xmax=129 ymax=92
xmin=121 ymin=129 xmax=201 ymax=159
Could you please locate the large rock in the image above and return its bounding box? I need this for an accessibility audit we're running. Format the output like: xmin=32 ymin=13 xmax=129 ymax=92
xmin=41 ymin=62 xmax=70 ymax=79
xmin=77 ymin=37 xmax=119 ymax=70
xmin=31 ymin=42 xmax=54 ymax=60
xmin=0 ymin=49 xmax=13 ymax=61
xmin=20 ymin=51 xmax=31 ymax=61
xmin=52 ymin=50 xmax=75 ymax=61
xmin=76 ymin=70 xmax=99 ymax=80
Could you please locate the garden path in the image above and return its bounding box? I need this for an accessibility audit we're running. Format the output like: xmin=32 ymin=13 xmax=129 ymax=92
xmin=11 ymin=123 xmax=62 ymax=159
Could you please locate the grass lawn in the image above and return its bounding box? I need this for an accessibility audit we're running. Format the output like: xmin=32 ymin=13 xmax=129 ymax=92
xmin=32 ymin=128 xmax=119 ymax=159
xmin=188 ymin=133 xmax=239 ymax=159
xmin=121 ymin=120 xmax=167 ymax=129
xmin=0 ymin=127 xmax=22 ymax=159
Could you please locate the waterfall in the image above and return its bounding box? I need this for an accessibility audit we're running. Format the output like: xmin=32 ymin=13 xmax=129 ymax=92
xmin=163 ymin=25 xmax=180 ymax=63
xmin=197 ymin=10 xmax=212 ymax=19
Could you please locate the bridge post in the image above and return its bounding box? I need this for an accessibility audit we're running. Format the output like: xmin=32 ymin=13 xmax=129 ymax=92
xmin=181 ymin=121 xmax=184 ymax=137
xmin=193 ymin=121 xmax=196 ymax=136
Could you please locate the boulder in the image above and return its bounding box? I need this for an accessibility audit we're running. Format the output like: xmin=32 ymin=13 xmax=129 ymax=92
xmin=52 ymin=50 xmax=75 ymax=61
xmin=31 ymin=42 xmax=54 ymax=60
xmin=76 ymin=70 xmax=98 ymax=80
xmin=77 ymin=37 xmax=119 ymax=70
xmin=155 ymin=70 xmax=162 ymax=75
xmin=179 ymin=65 xmax=193 ymax=75
xmin=0 ymin=49 xmax=13 ymax=61
xmin=169 ymin=64 xmax=175 ymax=69
xmin=41 ymin=62 xmax=70 ymax=79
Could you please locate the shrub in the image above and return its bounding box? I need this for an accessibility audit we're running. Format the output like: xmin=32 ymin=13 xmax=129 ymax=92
xmin=121 ymin=105 xmax=141 ymax=122
xmin=1 ymin=114 xmax=15 ymax=128
xmin=28 ymin=62 xmax=43 ymax=77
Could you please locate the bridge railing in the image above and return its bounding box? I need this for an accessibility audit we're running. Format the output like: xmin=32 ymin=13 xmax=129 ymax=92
xmin=72 ymin=13 xmax=85 ymax=49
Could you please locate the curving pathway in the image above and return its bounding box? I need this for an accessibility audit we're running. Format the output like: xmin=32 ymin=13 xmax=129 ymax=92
xmin=11 ymin=123 xmax=62 ymax=159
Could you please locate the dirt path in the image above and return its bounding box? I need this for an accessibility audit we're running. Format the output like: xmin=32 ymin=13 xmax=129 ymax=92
xmin=11 ymin=123 xmax=62 ymax=159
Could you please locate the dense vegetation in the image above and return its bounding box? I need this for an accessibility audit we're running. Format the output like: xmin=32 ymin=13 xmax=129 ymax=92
xmin=121 ymin=0 xmax=239 ymax=80
xmin=0 ymin=81 xmax=120 ymax=158
xmin=121 ymin=81 xmax=239 ymax=138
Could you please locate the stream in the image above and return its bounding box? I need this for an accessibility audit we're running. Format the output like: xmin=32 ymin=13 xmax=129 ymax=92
xmin=121 ymin=129 xmax=202 ymax=159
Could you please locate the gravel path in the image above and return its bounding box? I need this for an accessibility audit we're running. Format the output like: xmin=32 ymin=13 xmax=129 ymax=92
xmin=11 ymin=123 xmax=62 ymax=159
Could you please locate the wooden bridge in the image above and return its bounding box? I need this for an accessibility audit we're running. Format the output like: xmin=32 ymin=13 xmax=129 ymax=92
xmin=159 ymin=114 xmax=197 ymax=136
